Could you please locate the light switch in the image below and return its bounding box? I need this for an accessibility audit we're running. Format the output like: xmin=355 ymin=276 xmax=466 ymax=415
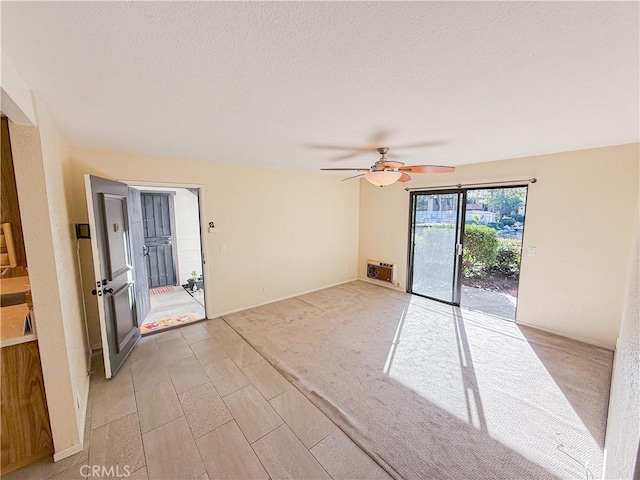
xmin=527 ymin=247 xmax=536 ymax=257
xmin=220 ymin=243 xmax=226 ymax=253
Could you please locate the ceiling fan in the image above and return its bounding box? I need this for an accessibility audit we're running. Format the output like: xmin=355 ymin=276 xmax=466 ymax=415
xmin=321 ymin=147 xmax=455 ymax=187
xmin=307 ymin=130 xmax=445 ymax=161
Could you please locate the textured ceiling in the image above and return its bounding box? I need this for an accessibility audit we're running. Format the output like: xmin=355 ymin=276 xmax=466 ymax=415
xmin=1 ymin=2 xmax=638 ymax=172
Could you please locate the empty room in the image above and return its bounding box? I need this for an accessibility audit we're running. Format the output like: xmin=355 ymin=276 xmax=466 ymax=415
xmin=0 ymin=2 xmax=638 ymax=480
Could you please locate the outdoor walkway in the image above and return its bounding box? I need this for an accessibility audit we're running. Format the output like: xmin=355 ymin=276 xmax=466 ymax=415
xmin=143 ymin=287 xmax=205 ymax=326
xmin=460 ymin=285 xmax=516 ymax=320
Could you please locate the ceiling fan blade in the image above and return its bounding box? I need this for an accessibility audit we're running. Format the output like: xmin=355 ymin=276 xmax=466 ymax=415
xmin=381 ymin=161 xmax=405 ymax=169
xmin=388 ymin=140 xmax=447 ymax=150
xmin=368 ymin=130 xmax=388 ymax=147
xmin=320 ymin=168 xmax=369 ymax=171
xmin=398 ymin=173 xmax=412 ymax=183
xmin=341 ymin=173 xmax=365 ymax=182
xmin=307 ymin=144 xmax=378 ymax=153
xmin=399 ymin=165 xmax=456 ymax=173
xmin=306 ymin=144 xmax=360 ymax=151
xmin=333 ymin=151 xmax=367 ymax=161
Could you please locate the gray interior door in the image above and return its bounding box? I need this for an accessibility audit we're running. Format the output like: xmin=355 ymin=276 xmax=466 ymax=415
xmin=142 ymin=193 xmax=177 ymax=288
xmin=88 ymin=175 xmax=140 ymax=376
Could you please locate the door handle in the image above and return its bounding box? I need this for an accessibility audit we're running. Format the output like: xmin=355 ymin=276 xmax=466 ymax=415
xmin=456 ymin=243 xmax=463 ymax=256
xmin=143 ymin=246 xmax=149 ymax=256
xmin=103 ymin=288 xmax=114 ymax=295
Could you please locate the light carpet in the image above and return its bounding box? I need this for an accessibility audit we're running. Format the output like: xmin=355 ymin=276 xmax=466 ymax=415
xmin=223 ymin=281 xmax=612 ymax=479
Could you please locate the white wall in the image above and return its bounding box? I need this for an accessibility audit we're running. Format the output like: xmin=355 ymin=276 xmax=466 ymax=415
xmin=0 ymin=52 xmax=36 ymax=125
xmin=70 ymin=146 xmax=360 ymax=338
xmin=604 ymin=228 xmax=639 ymax=479
xmin=9 ymin=95 xmax=89 ymax=459
xmin=359 ymin=143 xmax=639 ymax=348
xmin=133 ymin=186 xmax=203 ymax=285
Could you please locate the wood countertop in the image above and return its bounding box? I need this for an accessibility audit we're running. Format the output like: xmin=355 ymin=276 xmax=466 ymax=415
xmin=1 ymin=276 xmax=34 ymax=346
xmin=0 ymin=276 xmax=30 ymax=295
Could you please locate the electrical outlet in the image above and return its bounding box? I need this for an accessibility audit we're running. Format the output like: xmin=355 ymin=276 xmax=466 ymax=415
xmin=220 ymin=243 xmax=227 ymax=253
xmin=527 ymin=247 xmax=536 ymax=257
xmin=263 ymin=285 xmax=269 ymax=294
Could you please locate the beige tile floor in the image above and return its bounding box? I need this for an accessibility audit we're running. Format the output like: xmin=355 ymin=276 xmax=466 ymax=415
xmin=6 ymin=318 xmax=390 ymax=480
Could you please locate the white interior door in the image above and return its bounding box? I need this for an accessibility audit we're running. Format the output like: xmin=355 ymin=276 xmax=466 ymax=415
xmin=85 ymin=174 xmax=140 ymax=377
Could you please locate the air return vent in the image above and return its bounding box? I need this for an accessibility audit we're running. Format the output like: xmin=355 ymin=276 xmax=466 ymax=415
xmin=367 ymin=260 xmax=394 ymax=283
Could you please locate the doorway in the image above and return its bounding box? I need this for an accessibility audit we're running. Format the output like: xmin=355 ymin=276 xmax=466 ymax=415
xmin=132 ymin=186 xmax=206 ymax=335
xmin=408 ymin=185 xmax=528 ymax=321
xmin=141 ymin=192 xmax=178 ymax=288
xmin=84 ymin=175 xmax=209 ymax=377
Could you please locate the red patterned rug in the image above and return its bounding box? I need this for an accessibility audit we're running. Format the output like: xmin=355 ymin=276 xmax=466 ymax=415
xmin=149 ymin=286 xmax=175 ymax=296
xmin=140 ymin=313 xmax=198 ymax=335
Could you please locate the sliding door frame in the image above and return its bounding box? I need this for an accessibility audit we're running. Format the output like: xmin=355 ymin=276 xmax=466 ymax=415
xmin=407 ymin=189 xmax=466 ymax=306
xmin=407 ymin=184 xmax=529 ymax=307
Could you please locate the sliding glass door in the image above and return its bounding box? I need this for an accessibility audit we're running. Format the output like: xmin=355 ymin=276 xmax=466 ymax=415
xmin=408 ymin=191 xmax=464 ymax=304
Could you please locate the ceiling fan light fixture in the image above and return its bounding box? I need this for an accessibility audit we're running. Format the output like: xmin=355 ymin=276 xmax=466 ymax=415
xmin=364 ymin=170 xmax=402 ymax=187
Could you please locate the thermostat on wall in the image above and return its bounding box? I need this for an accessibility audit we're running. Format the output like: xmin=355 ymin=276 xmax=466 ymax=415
xmin=75 ymin=223 xmax=90 ymax=239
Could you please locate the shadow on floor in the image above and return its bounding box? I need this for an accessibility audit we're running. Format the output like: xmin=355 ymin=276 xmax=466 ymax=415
xmin=222 ymin=281 xmax=611 ymax=479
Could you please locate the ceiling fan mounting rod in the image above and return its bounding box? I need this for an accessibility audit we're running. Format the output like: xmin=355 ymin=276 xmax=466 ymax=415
xmin=375 ymin=147 xmax=391 ymax=170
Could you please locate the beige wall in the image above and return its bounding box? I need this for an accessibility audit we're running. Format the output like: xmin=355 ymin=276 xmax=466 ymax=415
xmin=359 ymin=143 xmax=639 ymax=348
xmin=604 ymin=227 xmax=639 ymax=479
xmin=70 ymin=146 xmax=360 ymax=341
xmin=9 ymin=95 xmax=89 ymax=458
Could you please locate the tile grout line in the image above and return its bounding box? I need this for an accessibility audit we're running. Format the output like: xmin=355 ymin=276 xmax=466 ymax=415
xmin=213 ymin=400 xmax=275 ymax=479
xmin=131 ymin=368 xmax=150 ymax=476
xmin=306 ymin=429 xmax=333 ymax=451
xmin=165 ymin=331 xmax=208 ymax=479
xmin=218 ymin=313 xmax=392 ymax=479
xmin=179 ymin=336 xmax=231 ymax=446
xmin=221 ymin=381 xmax=287 ymax=446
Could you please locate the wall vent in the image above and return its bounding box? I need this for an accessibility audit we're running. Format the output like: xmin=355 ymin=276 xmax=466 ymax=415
xmin=367 ymin=260 xmax=394 ymax=283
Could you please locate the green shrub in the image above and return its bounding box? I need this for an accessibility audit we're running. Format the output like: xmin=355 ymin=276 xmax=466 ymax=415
xmin=462 ymin=224 xmax=498 ymax=277
xmin=486 ymin=222 xmax=499 ymax=230
xmin=493 ymin=238 xmax=522 ymax=277
xmin=500 ymin=216 xmax=516 ymax=226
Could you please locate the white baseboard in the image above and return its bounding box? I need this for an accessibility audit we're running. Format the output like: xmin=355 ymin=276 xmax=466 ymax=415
xmin=516 ymin=320 xmax=615 ymax=351
xmin=214 ymin=278 xmax=359 ymax=318
xmin=53 ymin=442 xmax=83 ymax=462
xmin=54 ymin=366 xmax=91 ymax=463
xmin=78 ymin=374 xmax=91 ymax=443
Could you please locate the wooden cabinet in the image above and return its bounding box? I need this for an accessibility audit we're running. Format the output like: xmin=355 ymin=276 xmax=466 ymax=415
xmin=1 ymin=341 xmax=53 ymax=475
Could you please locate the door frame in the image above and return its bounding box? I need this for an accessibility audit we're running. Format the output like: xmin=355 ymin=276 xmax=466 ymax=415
xmin=119 ymin=180 xmax=209 ymax=319
xmin=139 ymin=190 xmax=180 ymax=287
xmin=406 ymin=188 xmax=466 ymax=306
xmin=407 ymin=184 xmax=529 ymax=311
